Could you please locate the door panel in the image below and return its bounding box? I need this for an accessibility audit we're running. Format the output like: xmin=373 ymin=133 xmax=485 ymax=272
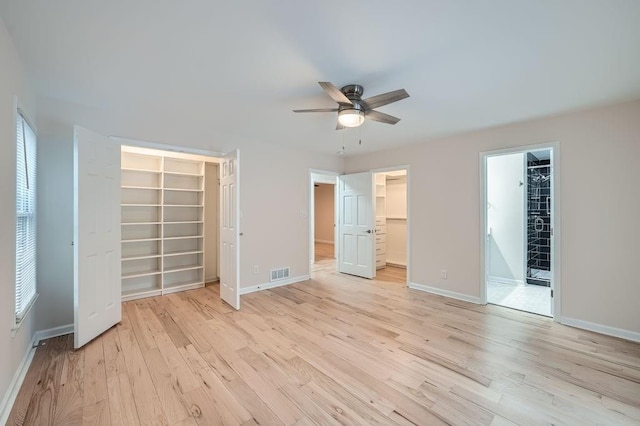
xmin=338 ymin=172 xmax=375 ymax=278
xmin=220 ymin=149 xmax=240 ymax=309
xmin=74 ymin=126 xmax=121 ymax=348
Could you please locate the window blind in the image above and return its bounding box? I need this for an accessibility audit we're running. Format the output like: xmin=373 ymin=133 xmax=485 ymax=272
xmin=15 ymin=112 xmax=37 ymax=322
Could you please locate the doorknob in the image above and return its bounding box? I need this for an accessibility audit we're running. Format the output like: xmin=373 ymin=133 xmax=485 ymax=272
xmin=365 ymin=230 xmax=373 ymax=234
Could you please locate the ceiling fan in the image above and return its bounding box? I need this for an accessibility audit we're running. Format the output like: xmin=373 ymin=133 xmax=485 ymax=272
xmin=293 ymin=82 xmax=409 ymax=129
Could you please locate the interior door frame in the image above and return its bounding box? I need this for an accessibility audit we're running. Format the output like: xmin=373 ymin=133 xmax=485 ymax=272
xmin=309 ymin=169 xmax=339 ymax=266
xmin=479 ymin=142 xmax=562 ymax=319
xmin=369 ymin=165 xmax=411 ymax=287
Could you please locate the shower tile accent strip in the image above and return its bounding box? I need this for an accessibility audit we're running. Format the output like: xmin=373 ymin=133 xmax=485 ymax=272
xmin=527 ymin=153 xmax=551 ymax=287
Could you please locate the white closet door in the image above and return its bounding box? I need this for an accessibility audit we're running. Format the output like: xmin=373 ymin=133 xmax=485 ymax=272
xmin=74 ymin=126 xmax=122 ymax=348
xmin=338 ymin=172 xmax=375 ymax=279
xmin=220 ymin=149 xmax=240 ymax=309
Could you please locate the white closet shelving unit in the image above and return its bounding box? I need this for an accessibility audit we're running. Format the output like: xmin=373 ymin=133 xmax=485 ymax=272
xmin=375 ymin=174 xmax=387 ymax=269
xmin=121 ymin=148 xmax=205 ymax=301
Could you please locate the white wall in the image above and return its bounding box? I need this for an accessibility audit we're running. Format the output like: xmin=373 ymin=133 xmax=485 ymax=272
xmin=314 ymin=184 xmax=334 ymax=243
xmin=204 ymin=162 xmax=218 ymax=282
xmin=487 ymin=153 xmax=525 ymax=282
xmin=0 ymin=17 xmax=37 ymax=415
xmin=385 ymin=177 xmax=407 ymax=266
xmin=345 ymin=100 xmax=640 ymax=336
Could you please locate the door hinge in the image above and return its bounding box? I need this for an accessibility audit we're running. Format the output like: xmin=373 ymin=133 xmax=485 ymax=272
xmin=551 ymin=227 xmax=554 ymax=236
xmin=551 ymin=289 xmax=554 ymax=298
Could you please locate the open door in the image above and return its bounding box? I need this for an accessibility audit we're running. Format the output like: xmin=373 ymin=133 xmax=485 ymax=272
xmin=220 ymin=149 xmax=240 ymax=309
xmin=338 ymin=172 xmax=375 ymax=279
xmin=73 ymin=126 xmax=121 ymax=348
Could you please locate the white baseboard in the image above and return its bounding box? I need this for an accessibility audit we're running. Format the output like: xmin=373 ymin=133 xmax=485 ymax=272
xmin=0 ymin=323 xmax=73 ymax=424
xmin=314 ymin=239 xmax=334 ymax=245
xmin=240 ymin=275 xmax=311 ymax=295
xmin=205 ymin=276 xmax=219 ymax=283
xmin=408 ymin=282 xmax=482 ymax=304
xmin=33 ymin=324 xmax=74 ymax=344
xmin=487 ymin=275 xmax=524 ymax=286
xmin=558 ymin=316 xmax=640 ymax=343
xmin=0 ymin=335 xmax=37 ymax=425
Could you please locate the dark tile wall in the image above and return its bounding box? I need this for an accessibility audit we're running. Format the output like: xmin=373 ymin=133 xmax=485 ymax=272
xmin=527 ymin=153 xmax=551 ymax=286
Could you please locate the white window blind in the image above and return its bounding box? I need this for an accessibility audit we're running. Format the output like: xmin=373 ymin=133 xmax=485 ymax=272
xmin=15 ymin=111 xmax=37 ymax=322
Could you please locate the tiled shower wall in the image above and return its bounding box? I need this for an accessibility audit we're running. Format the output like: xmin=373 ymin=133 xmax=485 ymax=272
xmin=527 ymin=153 xmax=551 ymax=286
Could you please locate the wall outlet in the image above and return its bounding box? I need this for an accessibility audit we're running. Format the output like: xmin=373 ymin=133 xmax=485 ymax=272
xmin=441 ymin=269 xmax=448 ymax=279
xmin=253 ymin=265 xmax=259 ymax=274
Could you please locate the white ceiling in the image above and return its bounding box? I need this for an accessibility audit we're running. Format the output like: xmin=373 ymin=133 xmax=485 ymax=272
xmin=2 ymin=1 xmax=640 ymax=156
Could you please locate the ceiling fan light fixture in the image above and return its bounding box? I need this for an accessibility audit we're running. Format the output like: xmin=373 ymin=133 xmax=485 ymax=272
xmin=338 ymin=108 xmax=365 ymax=128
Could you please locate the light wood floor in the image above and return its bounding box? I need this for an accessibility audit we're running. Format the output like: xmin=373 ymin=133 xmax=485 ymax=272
xmin=314 ymin=242 xmax=407 ymax=283
xmin=9 ymin=262 xmax=640 ymax=425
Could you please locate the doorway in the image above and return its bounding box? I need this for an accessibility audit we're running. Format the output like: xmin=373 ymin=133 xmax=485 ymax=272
xmin=372 ymin=169 xmax=408 ymax=284
xmin=314 ymin=183 xmax=335 ymax=262
xmin=482 ymin=145 xmax=559 ymax=317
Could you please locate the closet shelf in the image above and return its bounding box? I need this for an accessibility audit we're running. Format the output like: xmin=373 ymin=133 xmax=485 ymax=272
xmin=164 ymin=221 xmax=203 ymax=225
xmin=121 ymin=185 xmax=161 ymax=190
xmin=164 ymin=264 xmax=203 ymax=274
xmin=122 ymin=237 xmax=161 ymax=243
xmin=164 ymin=279 xmax=204 ymax=290
xmin=163 ymin=188 xmax=204 ymax=193
xmin=121 ymin=221 xmax=161 ymax=226
xmin=122 ymin=269 xmax=162 ymax=279
xmin=164 ymin=204 xmax=204 ymax=208
xmin=122 ymin=254 xmax=161 ymax=261
xmin=121 ymin=204 xmax=162 ymax=207
xmin=163 ymin=171 xmax=203 ymax=177
xmin=122 ymin=167 xmax=161 ymax=174
xmin=387 ymin=217 xmax=407 ymax=220
xmin=122 ymin=287 xmax=162 ymax=302
xmin=164 ymin=235 xmax=203 ymax=241
xmin=164 ymin=250 xmax=203 ymax=257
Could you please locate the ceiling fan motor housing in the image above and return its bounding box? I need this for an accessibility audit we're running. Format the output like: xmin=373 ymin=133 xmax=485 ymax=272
xmin=339 ymin=84 xmax=364 ymax=114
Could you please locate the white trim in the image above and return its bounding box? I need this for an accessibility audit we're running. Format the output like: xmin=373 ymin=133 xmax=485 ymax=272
xmin=33 ymin=323 xmax=74 ymax=343
xmin=386 ymin=261 xmax=407 ymax=269
xmin=487 ymin=276 xmax=525 ymax=286
xmin=0 ymin=335 xmax=36 ymax=425
xmin=239 ymin=275 xmax=310 ymax=295
xmin=112 ymin=136 xmax=224 ymax=159
xmin=558 ymin=317 xmax=640 ymax=343
xmin=408 ymin=282 xmax=482 ymax=304
xmin=314 ymin=239 xmax=334 ymax=245
xmin=0 ymin=324 xmax=73 ymax=424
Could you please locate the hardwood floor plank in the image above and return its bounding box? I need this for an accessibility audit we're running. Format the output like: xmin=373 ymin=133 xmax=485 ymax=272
xmin=9 ymin=255 xmax=640 ymax=425
xmin=106 ymin=374 xmax=140 ymax=426
xmin=22 ymin=336 xmax=69 ymax=425
xmin=118 ymin=328 xmax=169 ymax=426
xmin=53 ymin=336 xmax=85 ymax=425
xmin=142 ymin=348 xmax=191 ymax=424
xmin=82 ymin=337 xmax=108 ymax=408
xmin=82 ymin=399 xmax=111 ymax=426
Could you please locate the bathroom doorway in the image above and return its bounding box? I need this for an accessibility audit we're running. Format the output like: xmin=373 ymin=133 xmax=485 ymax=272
xmin=482 ymin=145 xmax=558 ymax=317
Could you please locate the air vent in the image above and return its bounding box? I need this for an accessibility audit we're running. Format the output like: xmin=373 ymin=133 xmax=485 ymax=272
xmin=270 ymin=267 xmax=290 ymax=282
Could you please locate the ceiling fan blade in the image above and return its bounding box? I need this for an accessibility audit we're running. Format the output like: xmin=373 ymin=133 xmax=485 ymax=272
xmin=335 ymin=122 xmax=345 ymax=130
xmin=318 ymin=82 xmax=353 ymax=105
xmin=361 ymin=89 xmax=409 ymax=110
xmin=292 ymin=108 xmax=339 ymax=113
xmin=366 ymin=110 xmax=401 ymax=125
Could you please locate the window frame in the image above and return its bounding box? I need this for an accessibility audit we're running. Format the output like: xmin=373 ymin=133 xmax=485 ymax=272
xmin=13 ymin=103 xmax=38 ymax=330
